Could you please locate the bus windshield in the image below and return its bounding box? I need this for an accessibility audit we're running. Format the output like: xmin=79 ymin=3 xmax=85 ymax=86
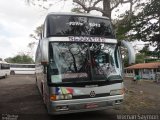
xmin=49 ymin=42 xmax=118 ymax=83
xmin=47 ymin=15 xmax=115 ymax=38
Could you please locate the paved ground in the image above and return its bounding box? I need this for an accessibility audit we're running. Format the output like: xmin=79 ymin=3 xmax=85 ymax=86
xmin=0 ymin=75 xmax=160 ymax=120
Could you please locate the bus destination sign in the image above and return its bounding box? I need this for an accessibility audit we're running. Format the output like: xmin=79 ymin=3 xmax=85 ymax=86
xmin=69 ymin=36 xmax=105 ymax=42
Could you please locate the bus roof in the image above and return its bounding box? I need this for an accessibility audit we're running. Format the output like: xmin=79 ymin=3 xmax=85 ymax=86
xmin=9 ymin=63 xmax=35 ymax=65
xmin=47 ymin=12 xmax=110 ymax=20
xmin=0 ymin=61 xmax=9 ymax=64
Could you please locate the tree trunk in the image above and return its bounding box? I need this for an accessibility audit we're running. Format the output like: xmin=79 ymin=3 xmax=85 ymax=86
xmin=157 ymin=13 xmax=160 ymax=56
xmin=159 ymin=14 xmax=160 ymax=35
xmin=103 ymin=0 xmax=111 ymax=19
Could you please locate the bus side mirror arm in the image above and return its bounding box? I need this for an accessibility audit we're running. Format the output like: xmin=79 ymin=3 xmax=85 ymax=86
xmin=40 ymin=39 xmax=49 ymax=65
xmin=43 ymin=65 xmax=47 ymax=74
xmin=40 ymin=33 xmax=42 ymax=40
xmin=120 ymin=40 xmax=136 ymax=65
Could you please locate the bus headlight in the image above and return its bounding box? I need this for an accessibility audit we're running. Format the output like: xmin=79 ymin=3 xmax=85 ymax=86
xmin=64 ymin=94 xmax=72 ymax=99
xmin=56 ymin=94 xmax=65 ymax=100
xmin=50 ymin=94 xmax=72 ymax=101
xmin=110 ymin=89 xmax=124 ymax=95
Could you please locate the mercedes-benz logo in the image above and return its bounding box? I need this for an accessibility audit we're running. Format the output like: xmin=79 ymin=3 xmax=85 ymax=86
xmin=90 ymin=91 xmax=96 ymax=97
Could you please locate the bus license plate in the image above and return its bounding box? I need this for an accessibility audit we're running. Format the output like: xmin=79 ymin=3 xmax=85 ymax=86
xmin=85 ymin=103 xmax=98 ymax=109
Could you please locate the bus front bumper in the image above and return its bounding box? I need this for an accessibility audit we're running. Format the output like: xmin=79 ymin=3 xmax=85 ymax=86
xmin=48 ymin=95 xmax=124 ymax=115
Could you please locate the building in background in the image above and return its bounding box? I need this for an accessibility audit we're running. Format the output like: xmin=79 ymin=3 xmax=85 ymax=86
xmin=124 ymin=62 xmax=160 ymax=80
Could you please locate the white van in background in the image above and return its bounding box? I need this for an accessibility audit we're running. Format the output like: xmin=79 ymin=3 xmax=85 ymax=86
xmin=0 ymin=61 xmax=10 ymax=78
xmin=10 ymin=63 xmax=35 ymax=75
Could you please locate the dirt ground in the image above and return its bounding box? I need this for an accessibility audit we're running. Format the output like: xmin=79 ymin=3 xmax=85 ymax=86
xmin=118 ymin=78 xmax=160 ymax=114
xmin=0 ymin=75 xmax=160 ymax=120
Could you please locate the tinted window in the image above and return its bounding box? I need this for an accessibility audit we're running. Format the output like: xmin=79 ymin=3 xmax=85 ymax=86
xmin=47 ymin=15 xmax=115 ymax=38
xmin=1 ymin=64 xmax=10 ymax=69
xmin=49 ymin=42 xmax=116 ymax=83
xmin=10 ymin=64 xmax=35 ymax=68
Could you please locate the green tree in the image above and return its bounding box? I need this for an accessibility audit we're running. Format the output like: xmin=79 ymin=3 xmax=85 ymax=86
xmin=135 ymin=53 xmax=146 ymax=63
xmin=139 ymin=44 xmax=150 ymax=56
xmin=134 ymin=44 xmax=160 ymax=63
xmin=30 ymin=25 xmax=43 ymax=40
xmin=5 ymin=54 xmax=34 ymax=64
xmin=116 ymin=0 xmax=160 ymax=51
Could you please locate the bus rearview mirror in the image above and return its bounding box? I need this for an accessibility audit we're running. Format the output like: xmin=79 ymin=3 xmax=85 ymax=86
xmin=120 ymin=40 xmax=136 ymax=64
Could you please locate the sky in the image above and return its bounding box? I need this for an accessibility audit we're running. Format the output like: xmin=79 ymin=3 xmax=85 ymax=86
xmin=0 ymin=0 xmax=74 ymax=59
xmin=0 ymin=0 xmax=43 ymax=59
xmin=0 ymin=0 xmax=147 ymax=60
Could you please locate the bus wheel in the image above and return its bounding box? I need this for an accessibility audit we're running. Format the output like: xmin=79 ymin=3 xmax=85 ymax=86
xmin=35 ymin=77 xmax=37 ymax=85
xmin=41 ymin=84 xmax=46 ymax=105
xmin=5 ymin=74 xmax=7 ymax=78
xmin=10 ymin=71 xmax=15 ymax=75
xmin=3 ymin=74 xmax=7 ymax=79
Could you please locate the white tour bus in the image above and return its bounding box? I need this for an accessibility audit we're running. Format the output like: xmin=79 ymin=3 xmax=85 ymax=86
xmin=35 ymin=12 xmax=135 ymax=115
xmin=10 ymin=63 xmax=35 ymax=75
xmin=0 ymin=61 xmax=10 ymax=78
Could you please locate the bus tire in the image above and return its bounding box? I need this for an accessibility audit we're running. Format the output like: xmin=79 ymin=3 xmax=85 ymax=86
xmin=3 ymin=75 xmax=6 ymax=79
xmin=10 ymin=71 xmax=15 ymax=75
xmin=4 ymin=74 xmax=7 ymax=78
xmin=41 ymin=83 xmax=46 ymax=105
xmin=35 ymin=77 xmax=37 ymax=85
xmin=41 ymin=83 xmax=43 ymax=96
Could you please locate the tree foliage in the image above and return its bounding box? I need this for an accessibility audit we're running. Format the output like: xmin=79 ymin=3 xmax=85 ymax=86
xmin=116 ymin=0 xmax=160 ymax=51
xmin=30 ymin=25 xmax=43 ymax=40
xmin=135 ymin=53 xmax=145 ymax=63
xmin=5 ymin=54 xmax=34 ymax=64
xmin=134 ymin=0 xmax=160 ymax=51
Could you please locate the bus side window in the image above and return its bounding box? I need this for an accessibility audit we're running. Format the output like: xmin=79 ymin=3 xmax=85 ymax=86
xmin=43 ymin=20 xmax=47 ymax=38
xmin=105 ymin=54 xmax=109 ymax=63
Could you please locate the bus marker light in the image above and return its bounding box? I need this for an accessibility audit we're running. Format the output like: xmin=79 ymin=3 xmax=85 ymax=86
xmin=50 ymin=95 xmax=57 ymax=101
xmin=56 ymin=105 xmax=69 ymax=111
